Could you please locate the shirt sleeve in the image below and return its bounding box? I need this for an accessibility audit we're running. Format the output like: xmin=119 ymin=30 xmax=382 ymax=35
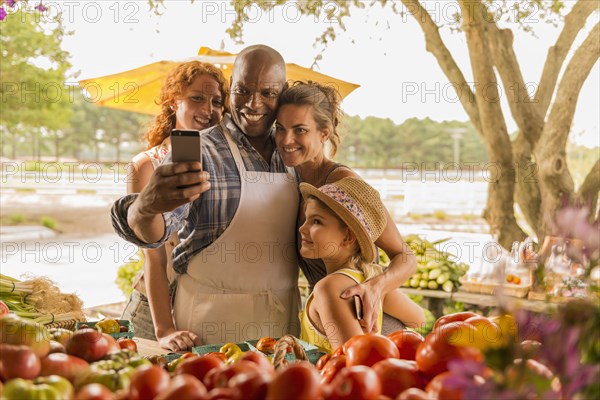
xmin=110 ymin=194 xmax=170 ymax=249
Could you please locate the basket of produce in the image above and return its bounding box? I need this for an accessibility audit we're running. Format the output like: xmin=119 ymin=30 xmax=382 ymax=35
xmin=403 ymin=235 xmax=469 ymax=292
xmin=458 ymin=277 xmax=499 ymax=295
xmin=75 ymin=318 xmax=135 ymax=339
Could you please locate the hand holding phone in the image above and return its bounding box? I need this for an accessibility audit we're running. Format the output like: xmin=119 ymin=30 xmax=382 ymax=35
xmin=171 ymin=130 xmax=202 ymax=164
xmin=354 ymin=295 xmax=363 ymax=320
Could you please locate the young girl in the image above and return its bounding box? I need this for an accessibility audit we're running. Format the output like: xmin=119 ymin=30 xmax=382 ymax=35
xmin=298 ymin=177 xmax=425 ymax=352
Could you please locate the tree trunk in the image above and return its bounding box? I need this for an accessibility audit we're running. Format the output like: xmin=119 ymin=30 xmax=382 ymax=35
xmin=459 ymin=0 xmax=527 ymax=248
xmin=576 ymin=159 xmax=600 ymax=218
xmin=512 ymin=133 xmax=541 ymax=232
xmin=536 ymin=22 xmax=599 ymax=240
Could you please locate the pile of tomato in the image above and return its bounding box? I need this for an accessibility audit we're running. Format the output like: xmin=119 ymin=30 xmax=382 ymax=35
xmin=1 ymin=311 xmax=558 ymax=399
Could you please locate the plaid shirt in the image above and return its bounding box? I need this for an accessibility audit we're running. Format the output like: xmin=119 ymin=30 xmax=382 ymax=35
xmin=111 ymin=114 xmax=294 ymax=274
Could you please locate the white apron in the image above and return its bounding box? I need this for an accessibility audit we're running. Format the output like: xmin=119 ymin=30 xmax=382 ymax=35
xmin=173 ymin=123 xmax=301 ymax=344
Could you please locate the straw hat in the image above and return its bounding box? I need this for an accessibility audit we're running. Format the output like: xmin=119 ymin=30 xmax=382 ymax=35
xmin=299 ymin=177 xmax=387 ymax=262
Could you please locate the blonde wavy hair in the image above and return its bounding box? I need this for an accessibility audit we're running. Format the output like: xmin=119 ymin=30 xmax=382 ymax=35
xmin=278 ymin=81 xmax=343 ymax=158
xmin=309 ymin=197 xmax=384 ymax=280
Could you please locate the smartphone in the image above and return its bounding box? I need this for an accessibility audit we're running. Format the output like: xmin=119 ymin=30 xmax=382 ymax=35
xmin=171 ymin=130 xmax=202 ymax=164
xmin=353 ymin=295 xmax=363 ymax=320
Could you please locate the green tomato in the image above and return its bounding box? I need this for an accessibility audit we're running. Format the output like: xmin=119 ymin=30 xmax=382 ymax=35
xmin=1 ymin=375 xmax=73 ymax=400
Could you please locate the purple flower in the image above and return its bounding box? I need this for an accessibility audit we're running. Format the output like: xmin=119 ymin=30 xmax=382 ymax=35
xmin=0 ymin=7 xmax=6 ymax=21
xmin=6 ymin=0 xmax=17 ymax=8
xmin=35 ymin=2 xmax=47 ymax=12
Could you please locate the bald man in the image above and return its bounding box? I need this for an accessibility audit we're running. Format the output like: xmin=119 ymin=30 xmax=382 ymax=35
xmin=112 ymin=45 xmax=301 ymax=347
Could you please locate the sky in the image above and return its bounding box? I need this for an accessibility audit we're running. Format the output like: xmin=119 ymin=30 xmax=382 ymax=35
xmin=24 ymin=0 xmax=600 ymax=148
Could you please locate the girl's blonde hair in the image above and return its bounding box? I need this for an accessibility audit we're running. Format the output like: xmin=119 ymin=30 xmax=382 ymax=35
xmin=144 ymin=61 xmax=229 ymax=149
xmin=278 ymin=81 xmax=343 ymax=158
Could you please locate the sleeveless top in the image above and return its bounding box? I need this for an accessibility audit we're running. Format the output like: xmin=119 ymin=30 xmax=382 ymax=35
xmin=299 ymin=268 xmax=383 ymax=353
xmin=297 ymin=162 xmax=406 ymax=335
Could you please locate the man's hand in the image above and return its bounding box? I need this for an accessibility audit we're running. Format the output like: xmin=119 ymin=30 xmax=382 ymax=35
xmin=128 ymin=162 xmax=210 ymax=243
xmin=341 ymin=280 xmax=383 ymax=333
xmin=157 ymin=328 xmax=202 ymax=352
xmin=137 ymin=161 xmax=210 ymax=215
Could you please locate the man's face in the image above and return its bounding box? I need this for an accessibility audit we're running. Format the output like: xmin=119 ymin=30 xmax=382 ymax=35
xmin=229 ymin=59 xmax=286 ymax=138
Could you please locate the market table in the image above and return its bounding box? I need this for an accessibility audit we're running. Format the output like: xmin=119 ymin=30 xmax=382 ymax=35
xmin=400 ymin=288 xmax=560 ymax=317
xmin=134 ymin=337 xmax=175 ymax=357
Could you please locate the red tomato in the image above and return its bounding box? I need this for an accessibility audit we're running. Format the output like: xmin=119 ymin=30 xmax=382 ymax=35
xmin=328 ymin=365 xmax=382 ymax=400
xmin=320 ymin=355 xmax=347 ymax=384
xmin=425 ymin=371 xmax=467 ymax=400
xmin=176 ymin=353 xmax=224 ymax=383
xmin=372 ymin=358 xmax=425 ymax=398
xmin=432 ymin=312 xmax=479 ymax=331
xmin=228 ymin=370 xmax=272 ymax=400
xmin=66 ymin=329 xmax=111 ymax=363
xmin=266 ymin=362 xmax=321 ymax=400
xmin=238 ymin=351 xmax=275 ymax=374
xmin=315 ymin=353 xmax=332 ymax=371
xmin=209 ymin=360 xmax=261 ymax=389
xmin=255 ymin=337 xmax=277 ymax=354
xmin=74 ymin=383 xmax=114 ymax=400
xmin=202 ymin=352 xmax=228 ymax=363
xmin=345 ymin=334 xmax=400 ymax=367
xmin=0 ymin=300 xmax=9 ymax=315
xmin=155 ymin=373 xmax=207 ymax=400
xmin=415 ymin=322 xmax=483 ymax=377
xmin=0 ymin=343 xmax=41 ymax=380
xmin=48 ymin=340 xmax=67 ymax=354
xmin=387 ymin=330 xmax=425 ymax=360
xmin=117 ymin=338 xmax=138 ymax=352
xmin=206 ymin=387 xmax=238 ymax=400
xmin=40 ymin=352 xmax=89 ymax=383
xmin=332 ymin=346 xmax=345 ymax=357
xmin=129 ymin=365 xmax=170 ymax=400
xmin=341 ymin=334 xmax=364 ymax=355
xmin=397 ymin=387 xmax=431 ymax=400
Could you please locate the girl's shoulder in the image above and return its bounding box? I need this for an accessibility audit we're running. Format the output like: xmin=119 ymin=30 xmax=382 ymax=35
xmin=313 ymin=269 xmax=362 ymax=295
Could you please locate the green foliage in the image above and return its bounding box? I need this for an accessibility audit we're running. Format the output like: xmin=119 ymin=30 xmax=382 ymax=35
xmin=62 ymin=92 xmax=150 ymax=161
xmin=39 ymin=216 xmax=56 ymax=229
xmin=566 ymin=142 xmax=600 ymax=188
xmin=442 ymin=300 xmax=465 ymax=315
xmin=7 ymin=213 xmax=24 ymax=224
xmin=1 ymin=6 xmax=72 ymax=141
xmin=336 ymin=117 xmax=486 ymax=168
xmin=115 ymin=251 xmax=143 ymax=299
xmin=414 ymin=308 xmax=436 ymax=336
xmin=1 ymin=5 xmax=72 ymax=160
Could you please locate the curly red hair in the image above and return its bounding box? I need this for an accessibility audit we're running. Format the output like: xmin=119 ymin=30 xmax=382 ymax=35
xmin=144 ymin=61 xmax=229 ymax=149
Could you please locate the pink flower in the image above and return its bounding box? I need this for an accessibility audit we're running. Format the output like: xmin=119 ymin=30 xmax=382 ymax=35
xmin=6 ymin=0 xmax=17 ymax=8
xmin=0 ymin=7 xmax=7 ymax=21
xmin=35 ymin=2 xmax=47 ymax=12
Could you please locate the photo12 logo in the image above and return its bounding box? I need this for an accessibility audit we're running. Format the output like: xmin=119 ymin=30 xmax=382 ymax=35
xmin=2 ymin=1 xmax=140 ymax=24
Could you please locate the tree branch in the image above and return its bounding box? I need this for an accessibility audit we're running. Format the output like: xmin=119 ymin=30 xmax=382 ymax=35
xmin=535 ymin=0 xmax=598 ymax=117
xmin=577 ymin=158 xmax=600 ymax=213
xmin=400 ymin=0 xmax=482 ymax=134
xmin=536 ymin=22 xmax=599 ymax=238
xmin=487 ymin=24 xmax=544 ymax=145
xmin=540 ymin=22 xmax=599 ymax=162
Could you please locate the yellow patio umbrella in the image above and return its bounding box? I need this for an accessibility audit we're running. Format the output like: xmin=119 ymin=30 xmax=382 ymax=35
xmin=78 ymin=46 xmax=360 ymax=116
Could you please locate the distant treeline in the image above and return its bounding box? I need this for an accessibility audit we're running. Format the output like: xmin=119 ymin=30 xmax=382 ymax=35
xmin=335 ymin=115 xmax=487 ymax=168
